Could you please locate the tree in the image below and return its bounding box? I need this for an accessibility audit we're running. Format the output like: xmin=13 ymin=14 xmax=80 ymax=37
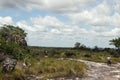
xmin=0 ymin=25 xmax=28 ymax=59
xmin=109 ymin=37 xmax=120 ymax=50
xmin=74 ymin=42 xmax=81 ymax=49
xmin=109 ymin=37 xmax=120 ymax=57
xmin=93 ymin=46 xmax=99 ymax=51
xmin=74 ymin=42 xmax=87 ymax=50
xmin=0 ymin=25 xmax=27 ymax=47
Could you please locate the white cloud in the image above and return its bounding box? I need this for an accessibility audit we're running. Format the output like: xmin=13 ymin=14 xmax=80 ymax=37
xmin=114 ymin=4 xmax=120 ymax=13
xmin=15 ymin=16 xmax=92 ymax=47
xmin=0 ymin=0 xmax=97 ymax=12
xmin=68 ymin=1 xmax=111 ymax=25
xmin=51 ymin=29 xmax=61 ymax=34
xmin=67 ymin=0 xmax=120 ymax=28
xmin=112 ymin=13 xmax=120 ymax=27
xmin=113 ymin=0 xmax=120 ymax=13
xmin=16 ymin=15 xmax=119 ymax=47
xmin=0 ymin=16 xmax=13 ymax=25
xmin=0 ymin=0 xmax=120 ymax=47
xmin=0 ymin=15 xmax=119 ymax=47
xmin=41 ymin=0 xmax=96 ymax=13
xmin=31 ymin=16 xmax=64 ymax=28
xmin=17 ymin=21 xmax=37 ymax=32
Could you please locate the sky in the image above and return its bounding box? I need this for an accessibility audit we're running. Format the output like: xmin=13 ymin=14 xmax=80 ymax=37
xmin=0 ymin=0 xmax=120 ymax=48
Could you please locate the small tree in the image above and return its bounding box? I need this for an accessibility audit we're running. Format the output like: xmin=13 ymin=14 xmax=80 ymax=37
xmin=0 ymin=25 xmax=28 ymax=59
xmin=74 ymin=42 xmax=80 ymax=49
xmin=74 ymin=42 xmax=87 ymax=49
xmin=109 ymin=37 xmax=120 ymax=57
xmin=93 ymin=46 xmax=99 ymax=51
xmin=109 ymin=37 xmax=120 ymax=50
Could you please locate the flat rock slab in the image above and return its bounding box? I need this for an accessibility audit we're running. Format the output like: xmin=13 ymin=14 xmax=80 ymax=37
xmin=68 ymin=58 xmax=120 ymax=80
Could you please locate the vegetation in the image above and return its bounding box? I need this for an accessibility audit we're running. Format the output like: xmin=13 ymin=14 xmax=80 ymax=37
xmin=109 ymin=37 xmax=120 ymax=57
xmin=74 ymin=42 xmax=86 ymax=49
xmin=0 ymin=25 xmax=87 ymax=79
xmin=0 ymin=25 xmax=29 ymax=60
xmin=32 ymin=58 xmax=86 ymax=79
xmin=0 ymin=25 xmax=120 ymax=80
xmin=0 ymin=58 xmax=87 ymax=79
xmin=110 ymin=37 xmax=120 ymax=50
xmin=29 ymin=46 xmax=120 ymax=63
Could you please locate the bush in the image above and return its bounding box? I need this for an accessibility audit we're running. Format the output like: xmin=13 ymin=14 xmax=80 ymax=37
xmin=84 ymin=54 xmax=92 ymax=58
xmin=109 ymin=49 xmax=120 ymax=57
xmin=0 ymin=25 xmax=29 ymax=60
xmin=48 ymin=50 xmax=60 ymax=57
xmin=64 ymin=52 xmax=76 ymax=58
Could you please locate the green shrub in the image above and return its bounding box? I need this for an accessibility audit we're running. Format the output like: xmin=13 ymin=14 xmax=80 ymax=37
xmin=0 ymin=25 xmax=29 ymax=60
xmin=64 ymin=52 xmax=76 ymax=58
xmin=84 ymin=53 xmax=92 ymax=58
xmin=48 ymin=50 xmax=60 ymax=57
xmin=109 ymin=49 xmax=120 ymax=57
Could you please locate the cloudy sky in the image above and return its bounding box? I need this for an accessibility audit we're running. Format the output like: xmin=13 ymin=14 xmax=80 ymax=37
xmin=0 ymin=0 xmax=120 ymax=48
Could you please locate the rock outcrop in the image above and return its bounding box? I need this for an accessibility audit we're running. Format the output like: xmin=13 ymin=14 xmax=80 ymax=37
xmin=0 ymin=52 xmax=6 ymax=62
xmin=2 ymin=57 xmax=17 ymax=73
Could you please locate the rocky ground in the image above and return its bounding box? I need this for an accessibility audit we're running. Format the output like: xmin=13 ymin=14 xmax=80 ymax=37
xmin=67 ymin=58 xmax=120 ymax=80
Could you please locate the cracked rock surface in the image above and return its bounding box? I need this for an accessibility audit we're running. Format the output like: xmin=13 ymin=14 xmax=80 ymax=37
xmin=70 ymin=59 xmax=120 ymax=80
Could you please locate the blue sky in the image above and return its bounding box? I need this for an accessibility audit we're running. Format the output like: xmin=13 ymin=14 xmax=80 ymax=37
xmin=0 ymin=0 xmax=120 ymax=48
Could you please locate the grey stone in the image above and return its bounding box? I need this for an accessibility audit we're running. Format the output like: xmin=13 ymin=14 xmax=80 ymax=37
xmin=2 ymin=57 xmax=17 ymax=73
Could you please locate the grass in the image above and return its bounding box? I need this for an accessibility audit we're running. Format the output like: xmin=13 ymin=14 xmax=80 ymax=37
xmin=30 ymin=46 xmax=120 ymax=63
xmin=25 ymin=58 xmax=87 ymax=79
xmin=0 ymin=58 xmax=87 ymax=80
xmin=0 ymin=61 xmax=25 ymax=80
xmin=1 ymin=47 xmax=120 ymax=80
xmin=75 ymin=51 xmax=120 ymax=63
